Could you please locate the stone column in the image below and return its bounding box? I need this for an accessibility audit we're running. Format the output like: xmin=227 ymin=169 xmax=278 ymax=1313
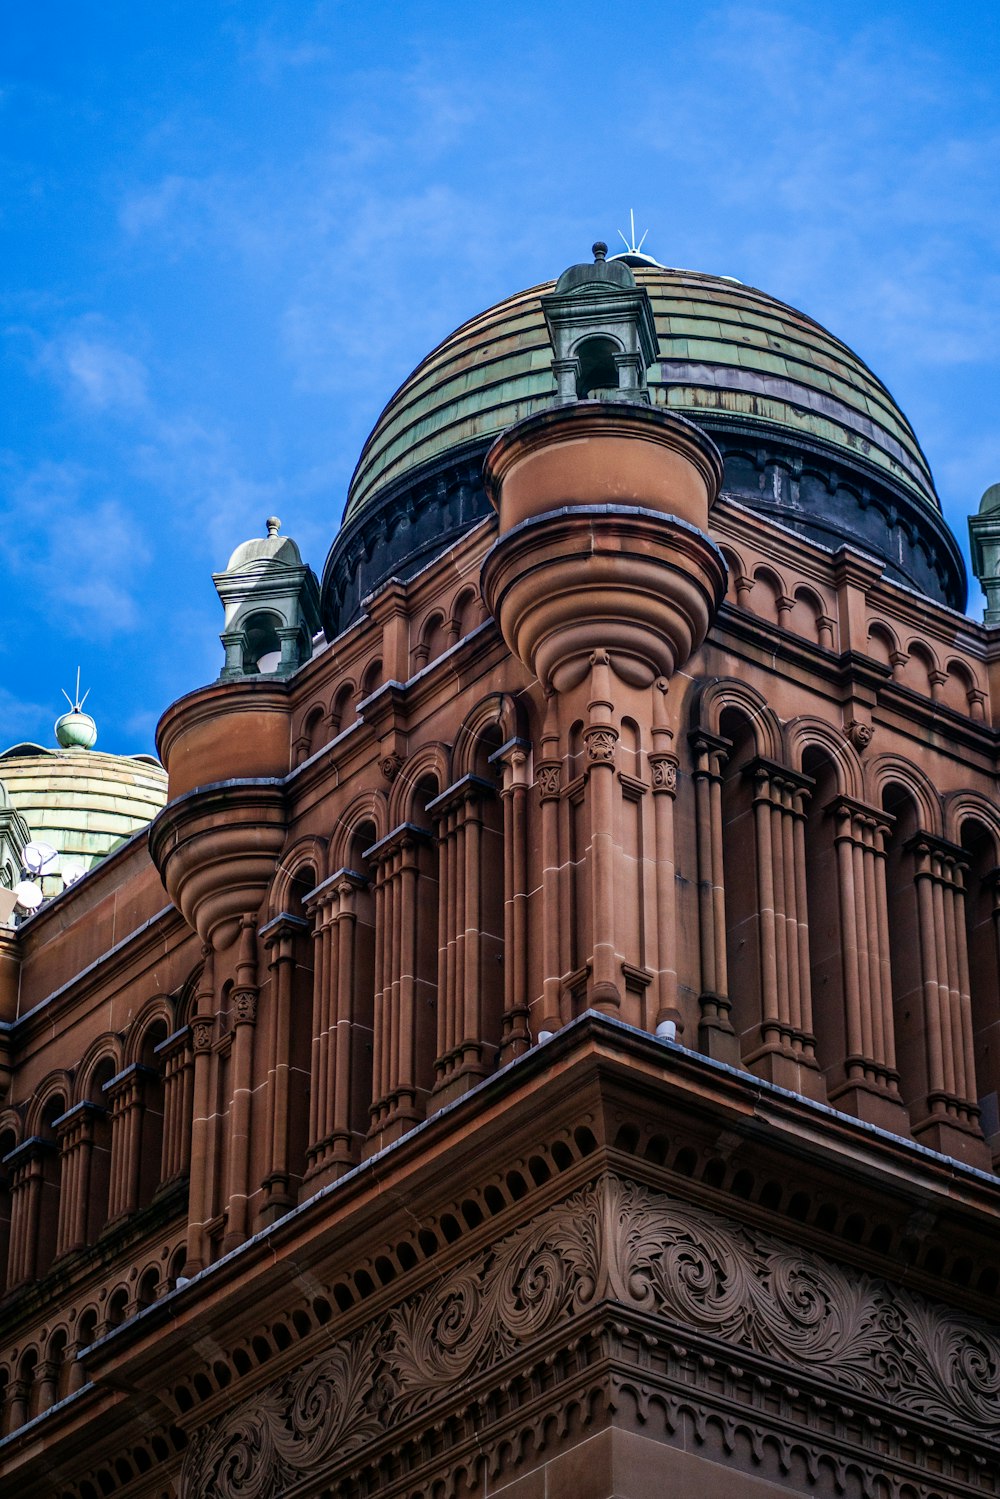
xmin=223 ymin=914 xmax=260 ymax=1252
xmin=184 ymin=946 xmax=216 ymax=1277
xmin=305 ymin=877 xmax=337 ymax=1175
xmin=584 ymin=650 xmax=621 ymax=1012
xmin=327 ymin=871 xmax=373 ymax=1172
xmin=104 ymin=1064 xmax=156 ymax=1222
xmin=429 ymin=773 xmax=498 ymax=1102
xmin=367 ymin=823 xmax=434 ymax=1145
xmin=536 ymin=696 xmax=565 ymax=1037
xmin=827 ymin=798 xmax=907 ymax=1130
xmin=741 ymin=758 xmax=822 ymax=1096
xmin=35 ymin=1360 xmax=58 ymax=1414
xmin=52 ymin=1102 xmax=104 ymax=1255
xmin=690 ymin=731 xmax=737 ymax=1062
xmin=4 ymin=1139 xmax=52 ymax=1287
xmin=492 ymin=738 xmax=532 ymax=1063
xmin=649 ymin=679 xmax=680 ymax=1035
xmin=155 ymin=1027 xmax=193 ymax=1184
xmin=259 ymin=912 xmax=309 ymax=1220
xmin=908 ymin=834 xmax=986 ymax=1163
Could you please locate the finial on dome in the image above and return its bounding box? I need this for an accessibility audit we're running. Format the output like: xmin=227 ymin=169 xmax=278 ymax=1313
xmin=266 ymin=516 xmax=281 ymax=538
xmin=592 ymin=241 xmax=608 ymax=262
xmin=55 ymin=668 xmax=97 ymax=750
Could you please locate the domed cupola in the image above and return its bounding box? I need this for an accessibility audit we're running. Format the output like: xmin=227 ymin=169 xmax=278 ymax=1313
xmin=0 ymin=680 xmax=167 ymax=905
xmin=321 ymin=249 xmax=965 ymax=637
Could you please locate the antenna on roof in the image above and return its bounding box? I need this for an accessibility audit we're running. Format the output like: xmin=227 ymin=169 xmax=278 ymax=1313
xmin=610 ymin=210 xmax=660 ymax=269
xmin=61 ymin=666 xmax=90 ymax=713
xmin=617 ymin=209 xmax=649 ymax=257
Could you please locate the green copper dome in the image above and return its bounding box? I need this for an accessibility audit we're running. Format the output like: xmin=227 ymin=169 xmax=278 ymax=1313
xmin=0 ymin=743 xmax=167 ymax=884
xmin=323 ymin=258 xmax=964 ymax=636
xmin=345 ymin=267 xmax=939 ymax=526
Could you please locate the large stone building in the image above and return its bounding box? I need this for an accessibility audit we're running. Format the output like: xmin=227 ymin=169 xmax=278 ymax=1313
xmin=1 ymin=244 xmax=1000 ymax=1497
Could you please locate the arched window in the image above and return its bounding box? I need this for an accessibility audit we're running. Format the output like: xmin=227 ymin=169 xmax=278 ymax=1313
xmin=136 ymin=1020 xmax=168 ymax=1209
xmin=802 ymin=748 xmax=842 ymax=1087
xmin=719 ymin=709 xmax=760 ymax=1062
xmin=574 ymin=335 xmax=619 ymax=398
xmin=36 ymin=1095 xmax=66 ymax=1276
xmin=85 ymin=1057 xmax=115 ymax=1240
xmin=961 ymin=818 xmax=1000 ymax=1161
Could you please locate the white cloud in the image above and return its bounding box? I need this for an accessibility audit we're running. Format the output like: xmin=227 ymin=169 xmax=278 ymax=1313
xmin=1 ymin=460 xmax=150 ymax=634
xmin=34 ymin=320 xmax=150 ymax=412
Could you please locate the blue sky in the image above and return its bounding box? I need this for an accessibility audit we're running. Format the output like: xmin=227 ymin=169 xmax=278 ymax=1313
xmin=2 ymin=1 xmax=998 ymax=755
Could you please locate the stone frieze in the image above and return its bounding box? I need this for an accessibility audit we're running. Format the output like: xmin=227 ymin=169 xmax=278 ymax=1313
xmin=181 ymin=1178 xmax=1000 ymax=1495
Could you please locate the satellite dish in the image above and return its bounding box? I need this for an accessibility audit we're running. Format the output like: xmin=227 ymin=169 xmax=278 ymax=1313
xmin=23 ymin=841 xmax=58 ymax=874
xmin=13 ymin=880 xmax=43 ymax=912
xmin=60 ymin=859 xmax=87 ymax=887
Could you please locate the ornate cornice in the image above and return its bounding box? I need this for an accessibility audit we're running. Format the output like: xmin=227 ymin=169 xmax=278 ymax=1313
xmin=181 ymin=1176 xmax=1000 ymax=1497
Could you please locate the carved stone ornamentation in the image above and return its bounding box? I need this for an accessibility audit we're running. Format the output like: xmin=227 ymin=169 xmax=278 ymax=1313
xmin=536 ymin=763 xmax=561 ymax=800
xmin=231 ymin=990 xmax=257 ymax=1026
xmin=846 ymin=719 xmax=874 ymax=751
xmin=180 ymin=1177 xmax=1000 ymax=1496
xmin=379 ymin=752 xmax=404 ymax=782
xmin=649 ymin=754 xmax=678 ymax=793
xmin=584 ymin=728 xmax=617 ymax=762
xmin=191 ymin=1020 xmax=214 ymax=1053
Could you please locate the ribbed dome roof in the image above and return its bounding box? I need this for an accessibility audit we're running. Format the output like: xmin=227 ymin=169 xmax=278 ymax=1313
xmin=345 ymin=267 xmax=939 ymax=527
xmin=0 ymin=744 xmax=167 ymax=874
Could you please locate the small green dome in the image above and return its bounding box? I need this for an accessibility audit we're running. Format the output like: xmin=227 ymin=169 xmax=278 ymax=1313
xmin=0 ymin=744 xmax=167 ymax=878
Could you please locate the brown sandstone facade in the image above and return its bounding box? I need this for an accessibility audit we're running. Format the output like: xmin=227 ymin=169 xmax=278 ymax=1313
xmin=1 ymin=250 xmax=999 ymax=1496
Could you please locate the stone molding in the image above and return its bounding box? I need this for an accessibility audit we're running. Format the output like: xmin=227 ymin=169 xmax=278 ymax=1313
xmin=180 ymin=1176 xmax=1000 ymax=1496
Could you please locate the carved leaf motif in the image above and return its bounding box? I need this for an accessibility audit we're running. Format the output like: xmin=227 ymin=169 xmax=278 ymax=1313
xmin=275 ymin=1332 xmax=382 ymax=1467
xmin=182 ymin=1392 xmax=288 ymax=1498
xmin=182 ymin=1175 xmax=1000 ymax=1496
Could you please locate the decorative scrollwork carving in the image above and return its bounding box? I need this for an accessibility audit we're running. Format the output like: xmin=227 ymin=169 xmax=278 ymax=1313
xmin=181 ymin=1177 xmax=1000 ymax=1496
xmin=649 ymin=755 xmax=678 ymax=793
xmin=379 ymin=752 xmax=404 ymax=782
xmin=191 ymin=1020 xmax=214 ymax=1052
xmin=536 ymin=763 xmax=561 ymax=800
xmin=846 ymin=719 xmax=874 ymax=751
xmin=584 ymin=728 xmax=617 ymax=762
xmin=231 ymin=990 xmax=257 ymax=1026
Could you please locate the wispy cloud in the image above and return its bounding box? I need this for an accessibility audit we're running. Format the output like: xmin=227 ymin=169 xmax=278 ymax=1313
xmin=1 ymin=459 xmax=150 ymax=633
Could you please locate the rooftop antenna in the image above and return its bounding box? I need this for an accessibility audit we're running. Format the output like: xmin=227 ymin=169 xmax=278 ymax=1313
xmin=61 ymin=666 xmax=90 ymax=714
xmin=617 ymin=209 xmax=649 ymax=257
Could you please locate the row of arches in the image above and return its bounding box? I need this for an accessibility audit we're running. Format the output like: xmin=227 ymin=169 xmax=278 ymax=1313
xmin=696 ymin=681 xmax=1000 ymax=1157
xmin=0 ymin=1243 xmax=186 ymax=1435
xmin=720 ymin=544 xmax=987 ymax=721
xmin=0 ymin=999 xmax=193 ymax=1292
xmin=293 ymin=586 xmax=487 ymax=766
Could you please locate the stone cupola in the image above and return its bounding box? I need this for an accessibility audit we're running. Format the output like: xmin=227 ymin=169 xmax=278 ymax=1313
xmin=540 ymin=241 xmax=659 ymax=404
xmin=969 ymin=482 xmax=1000 ymax=624
xmin=213 ymin=517 xmax=321 ymax=680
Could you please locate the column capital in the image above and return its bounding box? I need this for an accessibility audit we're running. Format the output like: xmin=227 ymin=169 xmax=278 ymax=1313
xmin=154 ymin=1025 xmax=191 ymax=1063
xmin=688 ymin=728 xmax=730 ymax=778
xmin=363 ymin=821 xmax=433 ymax=866
xmin=52 ymin=1100 xmax=106 ymax=1145
xmin=426 ymin=773 xmax=496 ymax=820
xmin=259 ymin=911 xmax=310 ymax=950
xmin=103 ymin=1062 xmax=157 ymax=1107
xmin=648 ymin=753 xmax=679 ymax=796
